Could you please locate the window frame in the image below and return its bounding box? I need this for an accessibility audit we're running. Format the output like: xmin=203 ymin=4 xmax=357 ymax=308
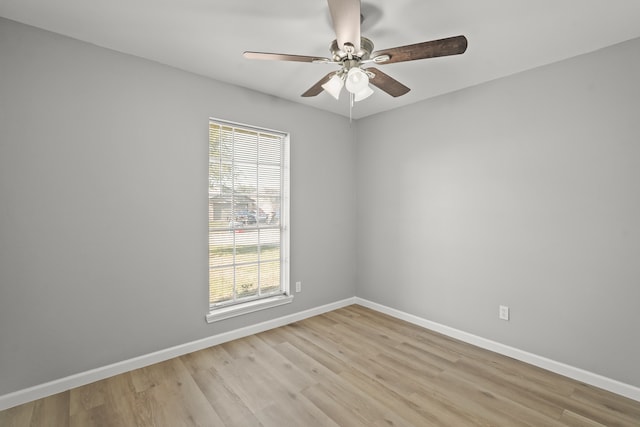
xmin=206 ymin=118 xmax=291 ymax=323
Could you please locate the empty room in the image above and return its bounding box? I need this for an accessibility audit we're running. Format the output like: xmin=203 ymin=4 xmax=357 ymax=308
xmin=1 ymin=0 xmax=640 ymax=425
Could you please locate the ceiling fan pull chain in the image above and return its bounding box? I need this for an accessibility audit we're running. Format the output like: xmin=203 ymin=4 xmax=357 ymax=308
xmin=349 ymin=92 xmax=354 ymax=123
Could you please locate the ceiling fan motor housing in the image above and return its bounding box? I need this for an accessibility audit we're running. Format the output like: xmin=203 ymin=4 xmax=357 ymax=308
xmin=331 ymin=37 xmax=374 ymax=62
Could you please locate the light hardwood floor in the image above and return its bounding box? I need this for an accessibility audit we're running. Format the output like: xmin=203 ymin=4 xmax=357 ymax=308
xmin=1 ymin=305 xmax=639 ymax=426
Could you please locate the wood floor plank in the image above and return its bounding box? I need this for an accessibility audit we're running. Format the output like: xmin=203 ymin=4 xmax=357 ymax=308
xmin=244 ymin=334 xmax=317 ymax=392
xmin=69 ymin=379 xmax=106 ymax=417
xmin=284 ymin=322 xmax=356 ymax=371
xmin=407 ymin=390 xmax=499 ymax=426
xmin=0 ymin=400 xmax=35 ymax=427
xmin=301 ymin=383 xmax=373 ymax=427
xmin=212 ymin=351 xmax=279 ymax=413
xmin=69 ymin=403 xmax=111 ymax=427
xmin=302 ymin=380 xmax=416 ymax=427
xmin=337 ymin=367 xmax=456 ymax=426
xmin=570 ymin=386 xmax=640 ymax=423
xmin=189 ymin=367 xmax=263 ymax=427
xmin=560 ymin=409 xmax=609 ymax=427
xmin=452 ymin=357 xmax=567 ymax=421
xmin=254 ymin=388 xmax=339 ymax=427
xmin=28 ymin=392 xmax=70 ymax=427
xmin=390 ymin=341 xmax=455 ymax=374
xmin=96 ymin=373 xmax=142 ymax=426
xmin=181 ymin=345 xmax=262 ymax=426
xmin=271 ymin=341 xmax=343 ymax=391
xmin=2 ymin=305 xmax=640 ymax=426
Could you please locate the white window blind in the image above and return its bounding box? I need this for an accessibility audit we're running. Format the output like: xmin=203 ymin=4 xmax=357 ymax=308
xmin=208 ymin=119 xmax=290 ymax=317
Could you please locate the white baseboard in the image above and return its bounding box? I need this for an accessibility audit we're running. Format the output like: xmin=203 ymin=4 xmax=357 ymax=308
xmin=354 ymin=297 xmax=640 ymax=402
xmin=0 ymin=297 xmax=356 ymax=411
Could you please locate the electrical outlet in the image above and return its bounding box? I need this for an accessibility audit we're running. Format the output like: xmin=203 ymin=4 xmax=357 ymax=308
xmin=499 ymin=305 xmax=510 ymax=321
xmin=295 ymin=281 xmax=302 ymax=293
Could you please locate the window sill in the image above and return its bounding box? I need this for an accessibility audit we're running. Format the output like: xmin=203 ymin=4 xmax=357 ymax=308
xmin=206 ymin=294 xmax=294 ymax=323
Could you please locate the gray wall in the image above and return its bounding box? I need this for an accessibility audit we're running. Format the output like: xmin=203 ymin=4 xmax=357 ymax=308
xmin=356 ymin=37 xmax=640 ymax=387
xmin=0 ymin=18 xmax=356 ymax=396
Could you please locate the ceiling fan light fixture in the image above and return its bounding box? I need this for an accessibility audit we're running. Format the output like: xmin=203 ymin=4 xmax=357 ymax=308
xmin=345 ymin=67 xmax=369 ymax=93
xmin=354 ymin=85 xmax=374 ymax=102
xmin=321 ymin=74 xmax=345 ymax=100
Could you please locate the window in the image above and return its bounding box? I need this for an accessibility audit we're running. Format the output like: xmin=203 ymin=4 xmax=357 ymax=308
xmin=207 ymin=119 xmax=291 ymax=322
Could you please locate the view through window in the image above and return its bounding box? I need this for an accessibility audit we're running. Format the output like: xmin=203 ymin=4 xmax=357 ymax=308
xmin=208 ymin=119 xmax=289 ymax=316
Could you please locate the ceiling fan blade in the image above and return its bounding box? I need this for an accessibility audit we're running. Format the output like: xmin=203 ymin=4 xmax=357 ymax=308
xmin=243 ymin=51 xmax=332 ymax=63
xmin=327 ymin=0 xmax=361 ymax=51
xmin=371 ymin=35 xmax=467 ymax=65
xmin=301 ymin=72 xmax=336 ymax=97
xmin=367 ymin=68 xmax=410 ymax=97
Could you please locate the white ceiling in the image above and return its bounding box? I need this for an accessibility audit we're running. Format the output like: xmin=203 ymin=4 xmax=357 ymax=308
xmin=2 ymin=0 xmax=640 ymax=119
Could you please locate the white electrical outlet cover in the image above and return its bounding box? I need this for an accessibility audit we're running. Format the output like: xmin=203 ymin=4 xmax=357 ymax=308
xmin=499 ymin=305 xmax=509 ymax=320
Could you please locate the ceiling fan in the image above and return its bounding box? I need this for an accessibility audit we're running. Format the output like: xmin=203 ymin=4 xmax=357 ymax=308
xmin=243 ymin=0 xmax=467 ymax=102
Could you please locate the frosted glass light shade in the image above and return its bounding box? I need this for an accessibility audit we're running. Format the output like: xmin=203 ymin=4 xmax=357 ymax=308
xmin=321 ymin=75 xmax=344 ymax=100
xmin=354 ymin=85 xmax=374 ymax=102
xmin=345 ymin=67 xmax=369 ymax=93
